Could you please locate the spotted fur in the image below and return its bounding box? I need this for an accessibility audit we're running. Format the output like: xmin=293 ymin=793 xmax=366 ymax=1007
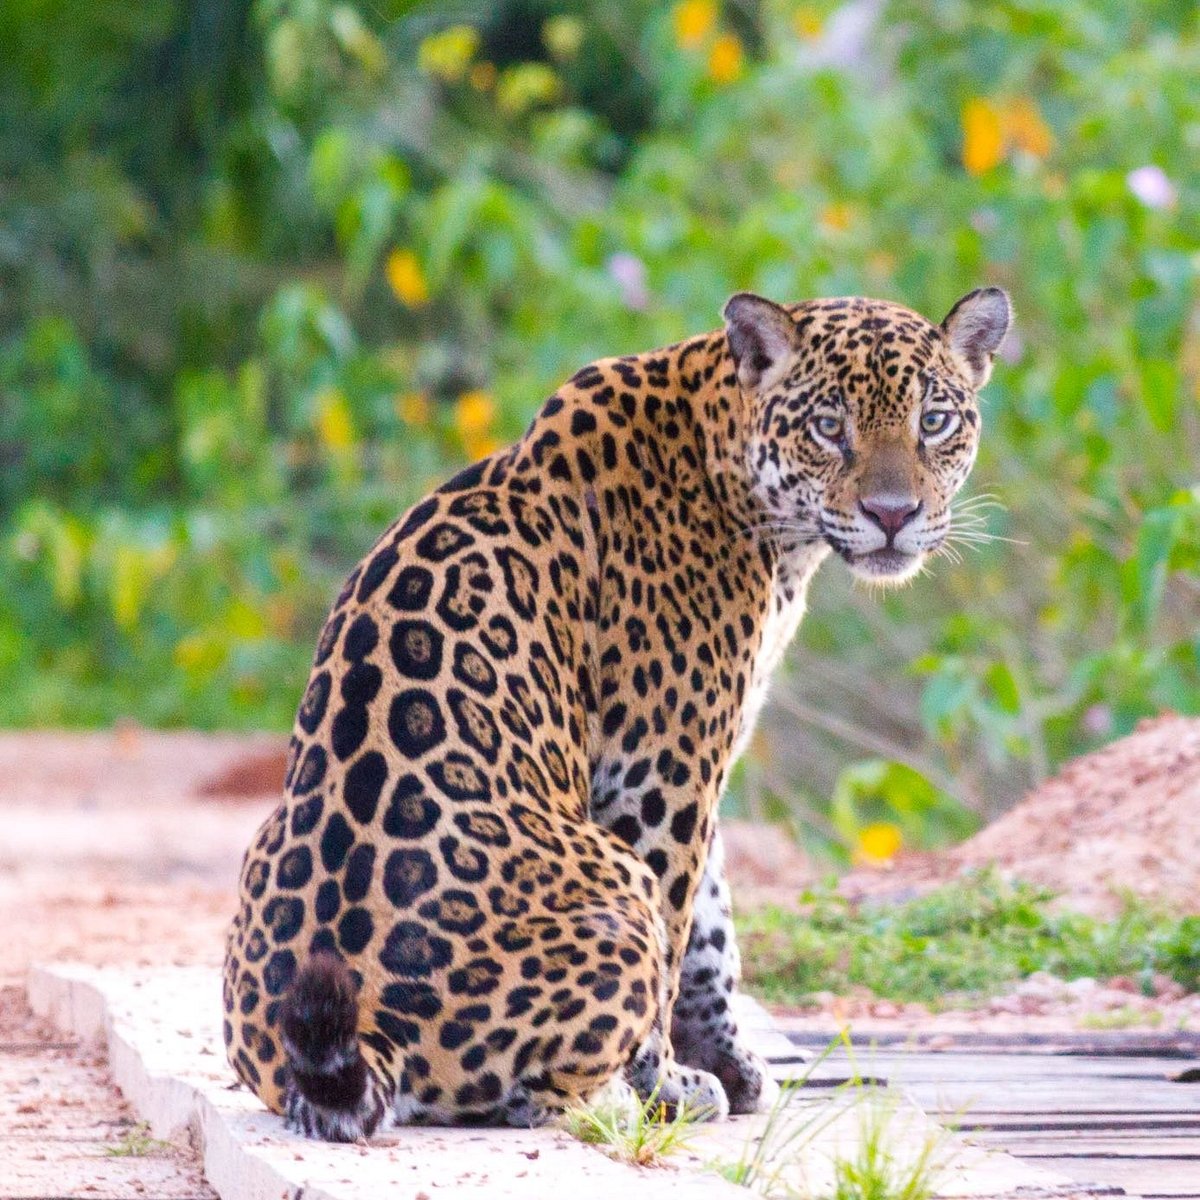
xmin=222 ymin=289 xmax=1010 ymax=1136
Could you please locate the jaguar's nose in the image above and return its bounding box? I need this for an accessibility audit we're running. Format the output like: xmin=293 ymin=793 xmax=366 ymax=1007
xmin=859 ymin=496 xmax=922 ymax=540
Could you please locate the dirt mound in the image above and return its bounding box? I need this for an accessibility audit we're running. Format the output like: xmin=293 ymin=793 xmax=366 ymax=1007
xmin=196 ymin=745 xmax=288 ymax=799
xmin=720 ymin=819 xmax=815 ymax=896
xmin=949 ymin=713 xmax=1200 ymax=915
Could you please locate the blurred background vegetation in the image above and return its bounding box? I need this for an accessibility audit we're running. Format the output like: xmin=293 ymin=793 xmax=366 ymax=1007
xmin=2 ymin=0 xmax=1197 ymax=865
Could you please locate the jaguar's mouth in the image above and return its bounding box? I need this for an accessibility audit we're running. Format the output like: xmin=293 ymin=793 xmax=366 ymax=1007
xmin=845 ymin=546 xmax=924 ymax=583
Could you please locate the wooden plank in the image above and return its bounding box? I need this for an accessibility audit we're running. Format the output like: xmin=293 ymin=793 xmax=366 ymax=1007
xmin=911 ymin=1095 xmax=1200 ymax=1116
xmin=908 ymin=1081 xmax=1196 ymax=1104
xmin=769 ymin=1028 xmax=1200 ymax=1196
xmin=963 ymin=1115 xmax=1200 ymax=1132
xmin=970 ymin=1130 xmax=1200 ymax=1149
xmin=1030 ymin=1154 xmax=1200 ymax=1196
xmin=979 ymin=1133 xmax=1200 ymax=1157
xmin=807 ymin=1050 xmax=1199 ymax=1081
xmin=780 ymin=1027 xmax=1200 ymax=1057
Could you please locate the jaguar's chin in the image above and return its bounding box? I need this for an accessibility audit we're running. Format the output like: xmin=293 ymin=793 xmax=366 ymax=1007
xmin=845 ymin=547 xmax=925 ymax=585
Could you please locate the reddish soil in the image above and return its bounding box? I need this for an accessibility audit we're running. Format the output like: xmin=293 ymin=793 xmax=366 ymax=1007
xmin=834 ymin=714 xmax=1200 ymax=919
xmin=950 ymin=713 xmax=1200 ymax=915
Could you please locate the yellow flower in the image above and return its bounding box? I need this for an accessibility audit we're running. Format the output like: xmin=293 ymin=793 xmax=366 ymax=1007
xmin=793 ymin=5 xmax=823 ymax=39
xmin=397 ymin=390 xmax=432 ymax=428
xmin=417 ymin=24 xmax=480 ymax=83
xmin=543 ymin=15 xmax=585 ymax=60
xmin=315 ymin=387 xmax=356 ymax=451
xmin=674 ymin=0 xmax=717 ymax=49
xmin=819 ymin=201 xmax=854 ymax=233
xmin=1005 ymin=97 xmax=1053 ymax=160
xmin=386 ymin=249 xmax=429 ymax=307
xmin=961 ymin=97 xmax=1004 ymax=176
xmin=455 ymin=389 xmax=496 ymax=439
xmin=708 ymin=32 xmax=743 ymax=83
xmin=495 ymin=63 xmax=561 ymax=116
xmin=227 ymin=598 xmax=268 ymax=640
xmin=463 ymin=434 xmax=504 ymax=463
xmin=856 ymin=822 xmax=903 ymax=865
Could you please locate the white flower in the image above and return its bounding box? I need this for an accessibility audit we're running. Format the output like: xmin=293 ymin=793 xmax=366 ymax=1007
xmin=606 ymin=252 xmax=649 ymax=311
xmin=1126 ymin=165 xmax=1177 ymax=210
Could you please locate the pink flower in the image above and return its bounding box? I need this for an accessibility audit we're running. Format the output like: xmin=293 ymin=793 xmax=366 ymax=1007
xmin=1082 ymin=704 xmax=1113 ymax=737
xmin=606 ymin=252 xmax=649 ymax=311
xmin=1126 ymin=165 xmax=1177 ymax=210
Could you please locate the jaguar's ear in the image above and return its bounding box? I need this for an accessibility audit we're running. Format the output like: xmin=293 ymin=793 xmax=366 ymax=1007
xmin=722 ymin=292 xmax=800 ymax=393
xmin=941 ymin=287 xmax=1012 ymax=389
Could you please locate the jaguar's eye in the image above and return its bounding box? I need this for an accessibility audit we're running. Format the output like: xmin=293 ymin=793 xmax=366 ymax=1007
xmin=813 ymin=414 xmax=844 ymax=442
xmin=920 ymin=410 xmax=956 ymax=438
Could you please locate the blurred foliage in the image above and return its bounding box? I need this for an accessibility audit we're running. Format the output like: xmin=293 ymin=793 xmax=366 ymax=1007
xmin=1 ymin=0 xmax=1198 ymax=856
xmin=739 ymin=871 xmax=1200 ymax=1005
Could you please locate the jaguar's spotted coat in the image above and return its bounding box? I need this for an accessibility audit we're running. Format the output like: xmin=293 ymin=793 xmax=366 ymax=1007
xmin=223 ymin=288 xmax=1011 ymax=1138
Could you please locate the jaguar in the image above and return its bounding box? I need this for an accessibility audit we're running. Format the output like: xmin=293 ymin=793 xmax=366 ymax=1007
xmin=223 ymin=286 xmax=1011 ymax=1138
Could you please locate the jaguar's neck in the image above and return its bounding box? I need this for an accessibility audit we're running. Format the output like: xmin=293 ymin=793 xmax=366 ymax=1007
xmin=634 ymin=331 xmax=761 ymax=529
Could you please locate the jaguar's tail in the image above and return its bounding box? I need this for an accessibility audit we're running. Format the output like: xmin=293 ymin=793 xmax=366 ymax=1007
xmin=279 ymin=954 xmax=381 ymax=1140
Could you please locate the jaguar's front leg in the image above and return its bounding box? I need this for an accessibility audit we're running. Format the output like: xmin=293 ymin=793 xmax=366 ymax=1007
xmin=670 ymin=824 xmax=779 ymax=1114
xmin=589 ymin=761 xmax=729 ymax=1119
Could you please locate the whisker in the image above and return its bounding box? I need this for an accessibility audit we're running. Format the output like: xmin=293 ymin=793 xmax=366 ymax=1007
xmin=736 ymin=518 xmax=823 ymax=544
xmin=950 ymin=529 xmax=1027 ymax=545
xmin=953 ymin=491 xmax=1007 ymax=511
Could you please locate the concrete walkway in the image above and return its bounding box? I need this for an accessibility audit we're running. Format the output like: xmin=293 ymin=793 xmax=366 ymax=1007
xmin=24 ymin=964 xmax=1102 ymax=1200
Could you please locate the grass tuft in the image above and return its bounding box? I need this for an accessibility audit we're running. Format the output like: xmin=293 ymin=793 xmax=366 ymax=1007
xmin=104 ymin=1121 xmax=173 ymax=1158
xmin=713 ymin=1032 xmax=853 ymax=1193
xmin=563 ymin=1082 xmax=712 ymax=1166
xmin=711 ymin=1039 xmax=952 ymax=1200
xmin=828 ymin=1096 xmax=950 ymax=1200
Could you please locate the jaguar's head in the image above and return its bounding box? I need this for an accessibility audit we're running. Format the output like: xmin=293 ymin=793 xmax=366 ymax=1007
xmin=724 ymin=288 xmax=1011 ymax=584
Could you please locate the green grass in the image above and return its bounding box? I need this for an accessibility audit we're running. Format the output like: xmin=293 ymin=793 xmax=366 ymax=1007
xmin=563 ymin=1082 xmax=712 ymax=1166
xmin=104 ymin=1121 xmax=172 ymax=1158
xmin=827 ymin=1097 xmax=949 ymax=1200
xmin=736 ymin=870 xmax=1200 ymax=1008
xmin=1077 ymin=1006 xmax=1166 ymax=1031
xmin=713 ymin=1035 xmax=852 ymax=1192
xmin=711 ymin=1041 xmax=951 ymax=1200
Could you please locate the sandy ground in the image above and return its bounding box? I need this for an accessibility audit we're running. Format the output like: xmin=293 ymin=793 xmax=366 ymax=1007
xmin=0 ymin=730 xmax=259 ymax=1198
xmin=2 ymin=718 xmax=1198 ymax=1195
xmin=0 ymin=983 xmax=216 ymax=1199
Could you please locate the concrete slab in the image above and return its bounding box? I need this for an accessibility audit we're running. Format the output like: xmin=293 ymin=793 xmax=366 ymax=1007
xmin=28 ymin=964 xmax=1095 ymax=1200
